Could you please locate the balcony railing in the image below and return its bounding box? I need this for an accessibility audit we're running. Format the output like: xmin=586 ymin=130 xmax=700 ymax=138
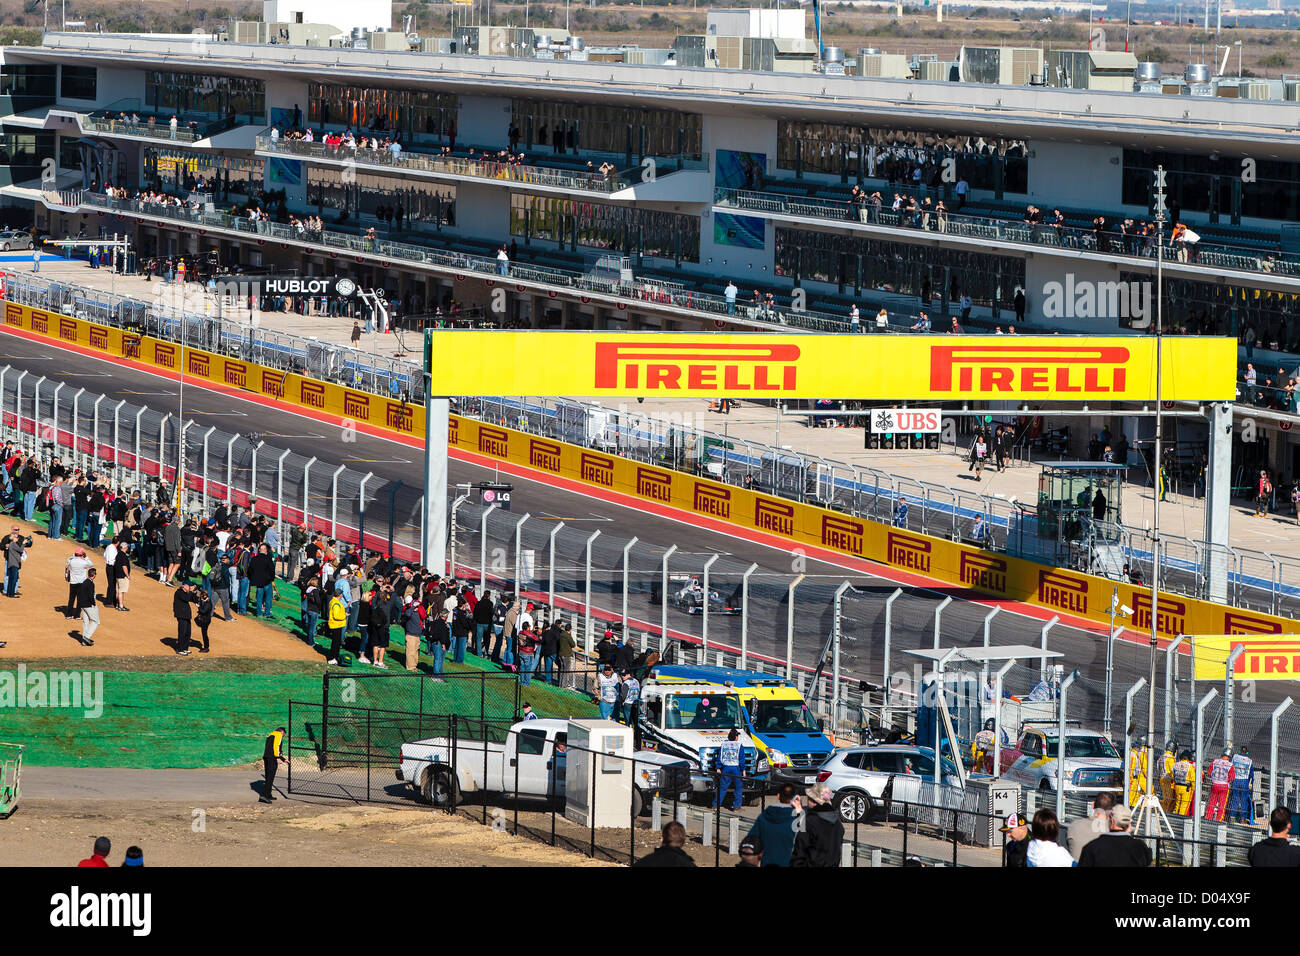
xmin=257 ymin=136 xmax=635 ymax=194
xmin=714 ymin=188 xmax=1300 ymax=286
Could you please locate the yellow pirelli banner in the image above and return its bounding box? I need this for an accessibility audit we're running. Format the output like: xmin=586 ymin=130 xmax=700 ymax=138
xmin=426 ymin=331 xmax=1236 ymax=401
xmin=2 ymin=301 xmax=425 ymax=438
xmin=1192 ymin=635 xmax=1300 ymax=681
xmin=448 ymin=415 xmax=1298 ymax=640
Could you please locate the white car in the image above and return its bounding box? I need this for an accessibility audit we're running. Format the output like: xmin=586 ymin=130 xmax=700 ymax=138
xmin=817 ymin=744 xmax=963 ymax=823
xmin=0 ymin=230 xmax=33 ymax=251
xmin=998 ymin=725 xmax=1123 ymax=795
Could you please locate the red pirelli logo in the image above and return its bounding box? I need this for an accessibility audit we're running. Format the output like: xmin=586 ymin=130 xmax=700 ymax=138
xmin=154 ymin=342 xmax=177 ymax=369
xmin=343 ymin=391 xmax=370 ymax=420
xmin=299 ymin=381 xmax=326 ymax=409
xmin=754 ymin=498 xmax=795 ymax=536
xmin=930 ymin=345 xmax=1130 ymax=395
xmin=887 ymin=531 xmax=931 ymax=572
xmin=478 ymin=426 xmax=509 ymax=457
xmin=58 ymin=318 xmax=77 ymax=342
xmin=1234 ymin=640 xmax=1300 ymax=676
xmin=3 ymin=303 xmax=21 ymax=327
xmin=636 ymin=467 xmax=673 ymax=502
xmin=593 ymin=342 xmax=801 ymax=392
xmin=1037 ymin=569 xmax=1088 ymax=615
xmin=580 ymin=452 xmax=614 ymax=487
xmin=448 ymin=417 xmax=459 ymax=446
xmin=959 ymin=551 xmax=1007 ymax=593
xmin=822 ymin=515 xmax=864 ymax=554
xmin=30 ymin=309 xmax=49 ymax=334
xmin=1223 ymin=612 xmax=1283 ymax=636
xmin=693 ymin=483 xmax=731 ymax=519
xmin=1132 ymin=592 xmax=1187 ymax=638
xmin=187 ymin=352 xmax=210 ymax=377
xmin=261 ymin=370 xmax=286 ymax=398
xmin=224 ymin=360 xmax=247 ymax=389
xmin=385 ymin=402 xmax=413 ymax=432
xmin=88 ymin=327 xmax=108 ymax=351
xmin=123 ymin=333 xmax=142 ymax=359
xmin=529 ymin=438 xmax=562 ymax=473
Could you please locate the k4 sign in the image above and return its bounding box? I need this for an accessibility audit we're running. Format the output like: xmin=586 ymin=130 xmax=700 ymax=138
xmin=871 ymin=408 xmax=941 ymax=433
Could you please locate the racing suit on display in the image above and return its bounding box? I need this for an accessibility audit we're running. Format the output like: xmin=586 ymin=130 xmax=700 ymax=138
xmin=1128 ymin=747 xmax=1150 ymax=806
xmin=1227 ymin=752 xmax=1255 ymax=824
xmin=596 ymin=672 xmax=620 ymax=721
xmin=714 ymin=739 xmax=745 ymax=811
xmin=1159 ymin=748 xmax=1177 ymax=812
xmin=972 ymin=729 xmax=995 ymax=774
xmin=1171 ymin=758 xmax=1195 ymax=815
xmin=1205 ymin=756 xmax=1235 ymax=822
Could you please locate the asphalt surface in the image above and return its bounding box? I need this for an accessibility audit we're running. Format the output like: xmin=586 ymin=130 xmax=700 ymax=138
xmin=3 ymin=332 xmax=1295 ymax=768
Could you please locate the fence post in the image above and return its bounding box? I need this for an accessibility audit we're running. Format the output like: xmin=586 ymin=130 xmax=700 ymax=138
xmin=651 ymin=541 xmax=675 ymax=646
xmin=90 ymin=393 xmax=104 ymax=470
xmin=740 ymin=563 xmax=758 ymax=669
xmin=1056 ymin=671 xmax=1077 ymax=822
xmin=1270 ymin=698 xmax=1294 ymax=811
xmin=701 ymin=554 xmax=719 ymax=655
xmin=1123 ymin=677 xmax=1148 ymax=809
xmin=786 ymin=574 xmax=804 ymax=679
xmin=514 ymin=512 xmax=532 ymax=596
xmin=1192 ymin=687 xmax=1220 ymax=865
xmin=981 ymin=606 xmax=1001 ymax=688
xmin=478 ymin=503 xmax=498 ymax=593
xmin=547 ymin=520 xmax=564 ymax=609
xmin=449 ymin=493 xmax=470 ymax=577
xmin=933 ymin=595 xmax=952 ymax=650
xmin=225 ymin=433 xmax=238 ymax=505
xmin=1164 ymin=635 xmax=1187 ymax=744
xmin=621 ymin=536 xmax=638 ymax=637
xmin=583 ymin=530 xmax=601 ymax=654
xmin=111 ymin=400 xmax=124 ymax=475
xmin=275 ymin=449 xmax=291 ymax=534
xmin=134 ymin=406 xmax=146 ymax=489
xmin=832 ymin=581 xmax=851 ymax=728
xmin=157 ymin=413 xmax=172 ymax=487
xmin=1103 ymin=625 xmax=1121 ymax=739
xmin=356 ymin=471 xmax=374 ymax=550
xmin=1224 ymin=645 xmax=1245 ymax=750
xmin=329 ymin=463 xmax=346 ymax=538
xmin=68 ymin=386 xmax=84 ymax=456
xmin=883 ymin=588 xmax=902 ymax=707
xmin=1039 ymin=615 xmax=1059 ymax=683
xmin=50 ymin=382 xmax=63 ymax=449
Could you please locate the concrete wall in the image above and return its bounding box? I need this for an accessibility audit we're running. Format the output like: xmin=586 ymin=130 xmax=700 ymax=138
xmin=698 ymin=113 xmax=777 ymax=280
xmin=58 ymin=65 xmax=144 ymax=110
xmin=1026 ymin=140 xmax=1124 ymax=211
xmin=456 ymin=94 xmax=512 ymax=148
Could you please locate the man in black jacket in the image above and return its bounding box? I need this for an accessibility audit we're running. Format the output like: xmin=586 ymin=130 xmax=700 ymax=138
xmin=173 ymin=581 xmax=198 ymax=656
xmin=791 ymin=783 xmax=844 ymax=867
xmin=1249 ymin=807 xmax=1300 ymax=867
xmin=248 ymin=544 xmax=276 ymax=617
xmin=631 ymin=821 xmax=695 ymax=867
xmin=472 ymin=589 xmax=496 ymax=656
xmin=540 ymin=619 xmax=561 ymax=685
xmin=1078 ymin=805 xmax=1152 ymax=867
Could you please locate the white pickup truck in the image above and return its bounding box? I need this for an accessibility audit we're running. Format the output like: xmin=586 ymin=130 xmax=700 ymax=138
xmin=397 ymin=718 xmax=692 ymax=816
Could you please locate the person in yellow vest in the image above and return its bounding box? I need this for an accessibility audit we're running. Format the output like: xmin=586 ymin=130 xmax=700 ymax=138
xmin=1171 ymin=749 xmax=1196 ymax=816
xmin=326 ymin=585 xmax=348 ymax=665
xmin=176 ymin=258 xmax=186 ymax=285
xmin=1128 ymin=736 xmax=1150 ymax=806
xmin=972 ymin=719 xmax=996 ymax=774
xmin=1159 ymin=740 xmax=1177 ymax=812
xmin=259 ymin=726 xmax=286 ymax=803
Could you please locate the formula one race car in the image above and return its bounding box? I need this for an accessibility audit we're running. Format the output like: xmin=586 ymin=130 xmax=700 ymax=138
xmin=667 ymin=575 xmax=742 ymax=616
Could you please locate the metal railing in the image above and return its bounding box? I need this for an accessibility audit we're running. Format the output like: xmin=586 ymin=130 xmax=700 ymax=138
xmin=715 ymin=186 xmax=1300 ymax=284
xmin=257 ymin=136 xmax=634 ymax=193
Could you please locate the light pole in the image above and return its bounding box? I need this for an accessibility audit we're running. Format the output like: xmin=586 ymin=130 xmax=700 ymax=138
xmin=1145 ymin=166 xmax=1167 ymax=811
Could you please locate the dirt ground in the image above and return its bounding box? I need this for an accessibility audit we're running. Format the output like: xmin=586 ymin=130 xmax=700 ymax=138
xmin=0 ymin=517 xmax=316 ymax=661
xmin=6 ymin=797 xmax=622 ymax=867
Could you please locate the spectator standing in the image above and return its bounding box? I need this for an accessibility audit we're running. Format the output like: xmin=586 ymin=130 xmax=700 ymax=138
xmin=791 ymin=783 xmax=844 ymax=867
xmin=473 ymin=589 xmax=495 ymax=656
xmin=426 ymin=608 xmax=450 ymax=676
xmin=75 ymin=567 xmax=99 ymax=646
xmin=249 ymin=544 xmax=276 ymax=617
xmin=746 ymin=784 xmax=799 ymax=866
xmin=1249 ymin=807 xmax=1300 ymax=866
xmin=3 ymin=525 xmax=27 ymax=597
xmin=1066 ymin=793 xmax=1114 ymax=861
xmin=173 ymin=581 xmax=197 ymax=656
xmin=326 ymin=585 xmax=348 ymax=665
xmin=714 ymin=728 xmax=745 ymax=811
xmin=596 ymin=663 xmax=619 ymax=719
xmin=193 ymin=586 xmax=214 ymax=654
xmin=259 ymin=726 xmax=286 ymax=803
xmin=1078 ymin=805 xmax=1152 ymax=867
xmin=65 ymin=547 xmax=93 ymax=619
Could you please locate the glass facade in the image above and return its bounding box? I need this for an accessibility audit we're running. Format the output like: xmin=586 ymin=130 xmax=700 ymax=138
xmin=308 ymin=83 xmax=459 ymax=142
xmin=144 ymin=149 xmax=263 ymax=200
xmin=1123 ymin=148 xmax=1300 ymax=223
xmin=1140 ymin=271 xmax=1300 ymax=349
xmin=145 ymin=71 xmax=265 ymax=122
xmin=511 ymin=98 xmax=702 ymax=160
xmin=59 ymin=66 xmax=97 ymax=101
xmin=775 ymin=227 xmax=1023 ymax=306
xmin=0 ymin=132 xmax=54 ymax=168
xmin=1 ymin=65 xmax=56 ymax=99
xmin=510 ymin=193 xmax=700 ymax=262
xmin=776 ymin=121 xmax=1028 ymax=193
xmin=307 ymin=168 xmax=457 ymax=227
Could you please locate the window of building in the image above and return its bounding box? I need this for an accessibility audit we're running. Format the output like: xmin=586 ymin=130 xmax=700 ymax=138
xmin=308 ymin=84 xmax=459 ymax=143
xmin=774 ymin=227 xmax=1023 ymax=308
xmin=1 ymin=65 xmax=56 ymax=99
xmin=509 ymin=192 xmax=699 ymax=262
xmin=58 ymin=136 xmax=83 ymax=171
xmin=145 ymin=71 xmax=265 ymax=122
xmin=144 ymin=149 xmax=263 ymax=200
xmin=307 ymin=168 xmax=457 ymax=227
xmin=1122 ymin=148 xmax=1300 ymax=223
xmin=776 ymin=121 xmax=1028 ymax=194
xmin=0 ymin=132 xmax=54 ymax=168
xmin=60 ymin=66 xmax=97 ymax=101
xmin=511 ymin=98 xmax=702 ymax=161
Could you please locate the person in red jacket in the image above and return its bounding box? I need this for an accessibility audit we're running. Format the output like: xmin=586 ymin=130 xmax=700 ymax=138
xmin=1206 ymin=749 xmax=1235 ymax=821
xmin=77 ymin=836 xmax=112 ymax=867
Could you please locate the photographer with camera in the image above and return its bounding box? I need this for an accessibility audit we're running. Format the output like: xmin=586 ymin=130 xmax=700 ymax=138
xmin=2 ymin=524 xmax=32 ymax=598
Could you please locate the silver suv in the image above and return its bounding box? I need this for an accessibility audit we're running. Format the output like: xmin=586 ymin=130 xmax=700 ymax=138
xmin=817 ymin=744 xmax=963 ymax=823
